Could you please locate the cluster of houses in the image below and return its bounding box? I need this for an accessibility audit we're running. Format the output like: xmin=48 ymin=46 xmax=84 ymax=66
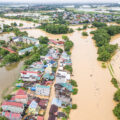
xmin=48 ymin=52 xmax=73 ymax=120
xmin=4 ymin=13 xmax=50 ymax=23
xmin=12 ymin=36 xmax=40 ymax=55
xmin=52 ymin=11 xmax=120 ymax=24
xmin=12 ymin=37 xmax=39 ymax=45
xmin=11 ymin=37 xmax=64 ymax=55
xmin=1 ymin=47 xmax=70 ymax=120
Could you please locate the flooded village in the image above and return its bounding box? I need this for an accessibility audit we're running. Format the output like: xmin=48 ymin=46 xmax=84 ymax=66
xmin=0 ymin=2 xmax=120 ymax=120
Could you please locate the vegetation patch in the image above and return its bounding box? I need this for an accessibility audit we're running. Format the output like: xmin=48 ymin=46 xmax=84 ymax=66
xmin=69 ymin=79 xmax=78 ymax=87
xmin=64 ymin=65 xmax=73 ymax=74
xmin=72 ymin=104 xmax=77 ymax=109
xmin=82 ymin=31 xmax=88 ymax=36
xmin=72 ymin=88 xmax=78 ymax=95
xmin=101 ymin=62 xmax=106 ymax=68
xmin=39 ymin=23 xmax=74 ymax=34
xmin=92 ymin=25 xmax=119 ymax=62
xmin=113 ymin=103 xmax=120 ymax=120
xmin=111 ymin=78 xmax=119 ymax=89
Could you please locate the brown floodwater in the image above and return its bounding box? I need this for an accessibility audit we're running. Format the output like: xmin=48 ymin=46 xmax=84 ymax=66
xmin=0 ymin=32 xmax=15 ymax=42
xmin=22 ymin=26 xmax=117 ymax=120
xmin=0 ymin=19 xmax=119 ymax=120
xmin=0 ymin=61 xmax=24 ymax=102
xmin=69 ymin=27 xmax=116 ymax=120
xmin=110 ymin=34 xmax=120 ymax=82
xmin=0 ymin=18 xmax=39 ymax=28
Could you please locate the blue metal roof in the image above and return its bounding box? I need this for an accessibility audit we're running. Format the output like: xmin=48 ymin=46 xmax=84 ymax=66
xmin=23 ymin=37 xmax=38 ymax=42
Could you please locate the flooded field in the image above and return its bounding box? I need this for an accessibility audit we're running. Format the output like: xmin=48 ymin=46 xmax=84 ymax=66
xmin=0 ymin=19 xmax=119 ymax=120
xmin=0 ymin=32 xmax=15 ymax=42
xmin=0 ymin=18 xmax=39 ymax=28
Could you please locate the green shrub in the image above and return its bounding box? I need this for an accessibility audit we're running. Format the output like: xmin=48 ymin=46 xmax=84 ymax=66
xmin=70 ymin=79 xmax=77 ymax=87
xmin=111 ymin=78 xmax=119 ymax=89
xmin=114 ymin=89 xmax=120 ymax=102
xmin=92 ymin=22 xmax=107 ymax=28
xmin=72 ymin=88 xmax=78 ymax=95
xmin=52 ymin=67 xmax=57 ymax=73
xmin=101 ymin=62 xmax=106 ymax=68
xmin=83 ymin=24 xmax=88 ymax=29
xmin=64 ymin=40 xmax=73 ymax=52
xmin=0 ymin=116 xmax=8 ymax=120
xmin=58 ymin=48 xmax=63 ymax=53
xmin=113 ymin=103 xmax=120 ymax=119
xmin=82 ymin=32 xmax=88 ymax=36
xmin=4 ymin=94 xmax=12 ymax=100
xmin=64 ymin=65 xmax=73 ymax=74
xmin=77 ymin=27 xmax=82 ymax=31
xmin=72 ymin=104 xmax=77 ymax=109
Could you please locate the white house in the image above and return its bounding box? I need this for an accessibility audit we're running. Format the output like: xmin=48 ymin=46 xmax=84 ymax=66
xmin=35 ymin=84 xmax=50 ymax=96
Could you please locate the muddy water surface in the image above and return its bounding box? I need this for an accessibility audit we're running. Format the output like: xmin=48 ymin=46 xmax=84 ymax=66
xmin=110 ymin=34 xmax=120 ymax=82
xmin=23 ymin=27 xmax=116 ymax=120
xmin=0 ymin=21 xmax=118 ymax=120
xmin=69 ymin=27 xmax=116 ymax=120
xmin=0 ymin=61 xmax=24 ymax=102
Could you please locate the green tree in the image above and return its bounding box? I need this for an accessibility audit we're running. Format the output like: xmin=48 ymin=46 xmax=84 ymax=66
xmin=62 ymin=35 xmax=69 ymax=41
xmin=70 ymin=79 xmax=77 ymax=87
xmin=0 ymin=116 xmax=8 ymax=120
xmin=64 ymin=65 xmax=73 ymax=74
xmin=111 ymin=78 xmax=119 ymax=89
xmin=97 ymin=51 xmax=111 ymax=62
xmin=114 ymin=89 xmax=120 ymax=102
xmin=72 ymin=104 xmax=77 ymax=109
xmin=3 ymin=53 xmax=20 ymax=64
xmin=72 ymin=88 xmax=78 ymax=95
xmin=83 ymin=24 xmax=88 ymax=29
xmin=38 ymin=36 xmax=49 ymax=44
xmin=19 ymin=23 xmax=23 ymax=27
xmin=64 ymin=40 xmax=73 ymax=52
xmin=113 ymin=103 xmax=120 ymax=120
xmin=92 ymin=22 xmax=107 ymax=28
xmin=40 ymin=23 xmax=73 ymax=34
xmin=82 ymin=32 xmax=88 ymax=36
xmin=0 ymin=48 xmax=9 ymax=56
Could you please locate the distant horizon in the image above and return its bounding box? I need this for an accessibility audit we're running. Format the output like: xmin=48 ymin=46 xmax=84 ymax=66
xmin=0 ymin=0 xmax=119 ymax=4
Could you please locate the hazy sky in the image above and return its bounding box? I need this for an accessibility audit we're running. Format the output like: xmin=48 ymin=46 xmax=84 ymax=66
xmin=0 ymin=0 xmax=119 ymax=3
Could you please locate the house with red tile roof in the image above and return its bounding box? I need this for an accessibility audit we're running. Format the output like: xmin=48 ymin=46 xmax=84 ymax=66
xmin=2 ymin=112 xmax=22 ymax=120
xmin=49 ymin=39 xmax=58 ymax=45
xmin=37 ymin=116 xmax=44 ymax=120
xmin=57 ymin=41 xmax=64 ymax=44
xmin=20 ymin=71 xmax=41 ymax=77
xmin=1 ymin=47 xmax=16 ymax=53
xmin=2 ymin=101 xmax=24 ymax=113
xmin=15 ymin=89 xmax=28 ymax=104
xmin=20 ymin=71 xmax=41 ymax=81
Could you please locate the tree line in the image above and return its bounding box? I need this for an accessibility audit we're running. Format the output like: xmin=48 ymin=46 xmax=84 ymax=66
xmin=40 ymin=23 xmax=74 ymax=34
xmin=92 ymin=24 xmax=120 ymax=62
